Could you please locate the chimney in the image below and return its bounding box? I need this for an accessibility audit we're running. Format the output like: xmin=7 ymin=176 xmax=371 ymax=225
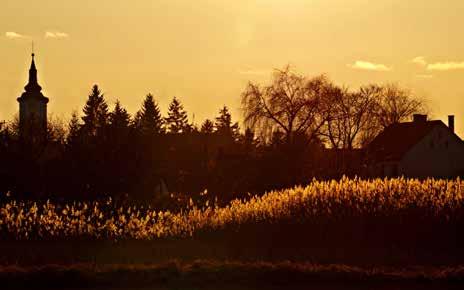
xmin=413 ymin=114 xmax=427 ymax=123
xmin=448 ymin=115 xmax=455 ymax=133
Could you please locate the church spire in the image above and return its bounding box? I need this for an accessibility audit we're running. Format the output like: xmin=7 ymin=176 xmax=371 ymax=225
xmin=17 ymin=48 xmax=49 ymax=136
xmin=24 ymin=49 xmax=42 ymax=93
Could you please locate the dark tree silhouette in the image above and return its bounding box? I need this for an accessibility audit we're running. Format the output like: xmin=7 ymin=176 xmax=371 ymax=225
xmin=241 ymin=65 xmax=332 ymax=145
xmin=201 ymin=119 xmax=214 ymax=134
xmin=321 ymin=85 xmax=378 ymax=149
xmin=375 ymin=83 xmax=427 ymax=129
xmin=70 ymin=85 xmax=111 ymax=197
xmin=356 ymin=84 xmax=428 ymax=146
xmin=108 ymin=100 xmax=131 ymax=148
xmin=104 ymin=100 xmax=135 ymax=198
xmin=45 ymin=114 xmax=66 ymax=144
xmin=109 ymin=100 xmax=131 ymax=130
xmin=165 ymin=97 xmax=189 ymax=133
xmin=138 ymin=94 xmax=164 ymax=135
xmin=215 ymin=106 xmax=240 ymax=140
xmin=131 ymin=110 xmax=143 ymax=131
xmin=319 ymin=83 xmax=427 ymax=149
xmin=66 ymin=111 xmax=81 ymax=147
xmin=0 ymin=66 xmax=435 ymax=203
xmin=81 ymin=85 xmax=109 ymax=138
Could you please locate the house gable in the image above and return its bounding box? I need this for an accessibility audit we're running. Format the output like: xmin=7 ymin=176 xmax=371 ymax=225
xmin=367 ymin=120 xmax=443 ymax=163
xmin=400 ymin=123 xmax=464 ymax=178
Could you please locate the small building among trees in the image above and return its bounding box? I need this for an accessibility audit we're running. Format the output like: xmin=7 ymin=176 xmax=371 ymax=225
xmin=366 ymin=114 xmax=464 ymax=178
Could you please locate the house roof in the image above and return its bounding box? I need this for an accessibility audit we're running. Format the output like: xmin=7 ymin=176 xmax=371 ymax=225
xmin=367 ymin=120 xmax=446 ymax=162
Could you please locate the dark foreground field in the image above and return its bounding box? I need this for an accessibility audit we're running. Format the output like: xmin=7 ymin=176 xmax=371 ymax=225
xmin=1 ymin=261 xmax=464 ymax=289
xmin=2 ymin=179 xmax=464 ymax=266
xmin=1 ymin=179 xmax=463 ymax=288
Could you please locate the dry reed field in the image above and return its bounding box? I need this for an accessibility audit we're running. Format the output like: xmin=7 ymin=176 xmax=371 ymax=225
xmin=0 ymin=178 xmax=463 ymax=266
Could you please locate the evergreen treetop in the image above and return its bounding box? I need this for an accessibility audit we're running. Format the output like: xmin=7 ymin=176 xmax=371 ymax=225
xmin=66 ymin=111 xmax=81 ymax=142
xmin=201 ymin=119 xmax=214 ymax=134
xmin=165 ymin=97 xmax=189 ymax=134
xmin=109 ymin=100 xmax=131 ymax=130
xmin=139 ymin=94 xmax=164 ymax=135
xmin=215 ymin=105 xmax=240 ymax=140
xmin=81 ymin=84 xmax=109 ymax=137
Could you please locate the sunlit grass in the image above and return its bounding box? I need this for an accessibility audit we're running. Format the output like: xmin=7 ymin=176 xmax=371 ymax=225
xmin=0 ymin=177 xmax=462 ymax=240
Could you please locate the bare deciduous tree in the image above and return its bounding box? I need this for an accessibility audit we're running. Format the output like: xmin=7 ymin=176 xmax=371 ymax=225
xmin=322 ymin=85 xmax=380 ymax=149
xmin=242 ymin=66 xmax=428 ymax=149
xmin=323 ymin=83 xmax=428 ymax=148
xmin=357 ymin=83 xmax=428 ymax=146
xmin=241 ymin=65 xmax=332 ymax=145
xmin=375 ymin=83 xmax=427 ymax=129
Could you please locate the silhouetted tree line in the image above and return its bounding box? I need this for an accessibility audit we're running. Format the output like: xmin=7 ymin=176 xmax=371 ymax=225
xmin=0 ymin=66 xmax=427 ymax=206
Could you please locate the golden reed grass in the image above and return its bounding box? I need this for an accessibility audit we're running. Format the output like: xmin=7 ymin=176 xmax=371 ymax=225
xmin=0 ymin=177 xmax=462 ymax=240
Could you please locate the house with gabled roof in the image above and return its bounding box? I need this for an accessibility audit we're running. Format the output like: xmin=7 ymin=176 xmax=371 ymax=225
xmin=366 ymin=114 xmax=464 ymax=178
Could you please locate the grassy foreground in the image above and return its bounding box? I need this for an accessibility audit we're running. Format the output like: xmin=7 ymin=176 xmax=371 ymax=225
xmin=1 ymin=260 xmax=464 ymax=289
xmin=1 ymin=177 xmax=463 ymax=240
xmin=0 ymin=178 xmax=463 ymax=266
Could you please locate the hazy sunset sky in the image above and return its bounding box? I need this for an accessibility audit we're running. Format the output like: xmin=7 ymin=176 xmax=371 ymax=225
xmin=1 ymin=0 xmax=463 ymax=136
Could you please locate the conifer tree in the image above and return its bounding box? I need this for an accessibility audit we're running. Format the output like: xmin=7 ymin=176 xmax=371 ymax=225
xmin=81 ymin=85 xmax=109 ymax=137
xmin=107 ymin=100 xmax=131 ymax=147
xmin=139 ymin=94 xmax=164 ymax=135
xmin=215 ymin=105 xmax=240 ymax=140
xmin=165 ymin=97 xmax=189 ymax=133
xmin=66 ymin=111 xmax=81 ymax=147
xmin=109 ymin=100 xmax=131 ymax=130
xmin=201 ymin=119 xmax=214 ymax=134
xmin=132 ymin=110 xmax=143 ymax=131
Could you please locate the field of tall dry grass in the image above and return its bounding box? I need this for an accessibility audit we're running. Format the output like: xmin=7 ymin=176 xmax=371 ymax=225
xmin=0 ymin=177 xmax=463 ymax=266
xmin=1 ymin=177 xmax=462 ymax=240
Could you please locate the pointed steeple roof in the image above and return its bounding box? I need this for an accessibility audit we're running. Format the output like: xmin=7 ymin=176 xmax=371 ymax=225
xmin=30 ymin=53 xmax=37 ymax=70
xmin=18 ymin=52 xmax=48 ymax=104
xmin=24 ymin=53 xmax=42 ymax=92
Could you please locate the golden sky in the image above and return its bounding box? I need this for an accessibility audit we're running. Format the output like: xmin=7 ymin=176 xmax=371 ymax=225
xmin=1 ymin=0 xmax=463 ymax=136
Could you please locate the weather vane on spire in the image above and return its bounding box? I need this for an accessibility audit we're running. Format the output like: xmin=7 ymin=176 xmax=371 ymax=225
xmin=31 ymin=41 xmax=35 ymax=58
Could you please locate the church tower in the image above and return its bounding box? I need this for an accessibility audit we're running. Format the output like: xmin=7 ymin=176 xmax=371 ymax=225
xmin=17 ymin=53 xmax=49 ymax=136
